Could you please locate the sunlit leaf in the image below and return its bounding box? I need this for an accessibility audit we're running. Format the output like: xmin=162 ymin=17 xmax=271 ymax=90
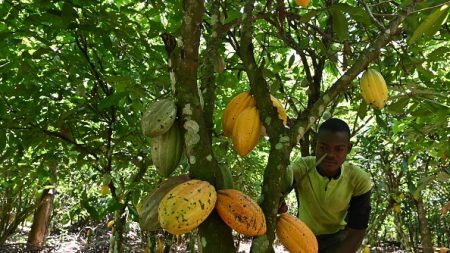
xmin=408 ymin=4 xmax=449 ymax=45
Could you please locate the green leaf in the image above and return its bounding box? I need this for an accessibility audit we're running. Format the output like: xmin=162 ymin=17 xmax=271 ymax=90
xmin=331 ymin=10 xmax=348 ymax=42
xmin=415 ymin=171 xmax=450 ymax=194
xmin=408 ymin=4 xmax=449 ymax=45
xmin=331 ymin=4 xmax=370 ymax=26
xmin=428 ymin=46 xmax=450 ymax=62
xmin=98 ymin=92 xmax=127 ymax=109
xmin=0 ymin=128 xmax=6 ymax=154
xmin=375 ymin=111 xmax=388 ymax=129
xmin=288 ymin=54 xmax=295 ymax=68
xmin=357 ymin=101 xmax=368 ymax=120
xmin=388 ymin=97 xmax=410 ymax=114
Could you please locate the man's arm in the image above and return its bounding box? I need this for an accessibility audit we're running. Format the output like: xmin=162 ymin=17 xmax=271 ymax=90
xmin=335 ymin=190 xmax=372 ymax=253
xmin=334 ymin=228 xmax=366 ymax=253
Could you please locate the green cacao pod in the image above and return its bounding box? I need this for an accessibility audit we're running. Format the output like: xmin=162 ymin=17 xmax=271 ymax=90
xmin=360 ymin=69 xmax=389 ymax=109
xmin=282 ymin=165 xmax=293 ymax=194
xmin=151 ymin=121 xmax=184 ymax=177
xmin=138 ymin=175 xmax=190 ymax=232
xmin=142 ymin=99 xmax=177 ymax=137
xmin=158 ymin=179 xmax=217 ymax=235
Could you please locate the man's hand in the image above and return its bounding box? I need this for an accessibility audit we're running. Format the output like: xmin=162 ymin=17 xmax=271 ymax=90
xmin=334 ymin=228 xmax=366 ymax=253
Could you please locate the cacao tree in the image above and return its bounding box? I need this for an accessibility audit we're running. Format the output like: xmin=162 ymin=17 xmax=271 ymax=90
xmin=0 ymin=0 xmax=448 ymax=252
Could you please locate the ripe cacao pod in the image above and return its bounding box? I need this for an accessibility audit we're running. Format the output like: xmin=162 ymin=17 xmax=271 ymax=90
xmin=232 ymin=106 xmax=261 ymax=157
xmin=151 ymin=121 xmax=184 ymax=177
xmin=261 ymin=95 xmax=288 ymax=136
xmin=138 ymin=175 xmax=190 ymax=232
xmin=360 ymin=69 xmax=389 ymax=109
xmin=215 ymin=189 xmax=266 ymax=236
xmin=141 ymin=99 xmax=177 ymax=137
xmin=270 ymin=95 xmax=288 ymax=126
xmin=222 ymin=91 xmax=256 ymax=137
xmin=276 ymin=213 xmax=318 ymax=253
xmin=295 ymin=0 xmax=310 ymax=7
xmin=158 ymin=179 xmax=217 ymax=235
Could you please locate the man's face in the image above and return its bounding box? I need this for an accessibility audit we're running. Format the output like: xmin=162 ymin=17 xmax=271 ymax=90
xmin=315 ymin=130 xmax=352 ymax=177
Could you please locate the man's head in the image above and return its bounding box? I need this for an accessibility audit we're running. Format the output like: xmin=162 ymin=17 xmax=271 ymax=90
xmin=315 ymin=118 xmax=352 ymax=177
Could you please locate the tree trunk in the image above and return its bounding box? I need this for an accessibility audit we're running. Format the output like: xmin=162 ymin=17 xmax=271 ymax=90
xmin=416 ymin=198 xmax=433 ymax=253
xmin=109 ymin=205 xmax=127 ymax=253
xmin=26 ymin=188 xmax=55 ymax=249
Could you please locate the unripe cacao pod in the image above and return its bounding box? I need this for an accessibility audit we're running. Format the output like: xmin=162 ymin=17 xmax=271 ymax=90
xmin=222 ymin=92 xmax=256 ymax=137
xmin=360 ymin=69 xmax=389 ymax=109
xmin=158 ymin=179 xmax=217 ymax=235
xmin=232 ymin=106 xmax=261 ymax=157
xmin=138 ymin=175 xmax=190 ymax=232
xmin=142 ymin=99 xmax=177 ymax=137
xmin=151 ymin=121 xmax=184 ymax=177
xmin=215 ymin=189 xmax=266 ymax=236
xmin=276 ymin=213 xmax=318 ymax=253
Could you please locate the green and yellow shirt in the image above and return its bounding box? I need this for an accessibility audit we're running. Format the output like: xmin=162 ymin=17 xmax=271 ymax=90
xmin=289 ymin=156 xmax=373 ymax=235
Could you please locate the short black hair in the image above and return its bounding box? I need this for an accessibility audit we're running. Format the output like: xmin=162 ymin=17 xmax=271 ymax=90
xmin=318 ymin=118 xmax=351 ymax=137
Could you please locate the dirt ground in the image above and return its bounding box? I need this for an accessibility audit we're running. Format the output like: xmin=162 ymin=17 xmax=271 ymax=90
xmin=1 ymin=222 xmax=289 ymax=253
xmin=1 ymin=222 xmax=417 ymax=253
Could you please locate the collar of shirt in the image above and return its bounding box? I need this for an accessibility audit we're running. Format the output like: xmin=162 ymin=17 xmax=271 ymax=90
xmin=315 ymin=166 xmax=342 ymax=180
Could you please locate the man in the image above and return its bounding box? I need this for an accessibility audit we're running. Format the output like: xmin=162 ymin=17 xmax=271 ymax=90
xmin=280 ymin=118 xmax=373 ymax=253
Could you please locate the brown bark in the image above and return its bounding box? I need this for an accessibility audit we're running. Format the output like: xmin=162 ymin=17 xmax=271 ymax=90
xmin=416 ymin=191 xmax=434 ymax=253
xmin=26 ymin=188 xmax=55 ymax=249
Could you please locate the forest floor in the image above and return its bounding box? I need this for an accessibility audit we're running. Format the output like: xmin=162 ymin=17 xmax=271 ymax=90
xmin=1 ymin=221 xmax=411 ymax=253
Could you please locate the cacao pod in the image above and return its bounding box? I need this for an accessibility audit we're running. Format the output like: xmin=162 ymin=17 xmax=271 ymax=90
xmin=142 ymin=99 xmax=177 ymax=137
xmin=281 ymin=165 xmax=294 ymax=194
xmin=151 ymin=121 xmax=184 ymax=177
xmin=295 ymin=0 xmax=310 ymax=7
xmin=138 ymin=175 xmax=190 ymax=232
xmin=232 ymin=106 xmax=261 ymax=157
xmin=215 ymin=189 xmax=266 ymax=236
xmin=158 ymin=179 xmax=217 ymax=235
xmin=270 ymin=95 xmax=287 ymax=126
xmin=276 ymin=213 xmax=318 ymax=253
xmin=222 ymin=91 xmax=256 ymax=137
xmin=261 ymin=95 xmax=288 ymax=136
xmin=360 ymin=69 xmax=389 ymax=109
xmin=100 ymin=185 xmax=109 ymax=196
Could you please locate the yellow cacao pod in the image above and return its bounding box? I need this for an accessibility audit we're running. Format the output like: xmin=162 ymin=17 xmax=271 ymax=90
xmin=276 ymin=213 xmax=318 ymax=253
xmin=360 ymin=69 xmax=389 ymax=109
xmin=270 ymin=95 xmax=288 ymax=126
xmin=158 ymin=179 xmax=217 ymax=235
xmin=215 ymin=189 xmax=266 ymax=236
xmin=222 ymin=91 xmax=256 ymax=137
xmin=261 ymin=95 xmax=288 ymax=136
xmin=100 ymin=185 xmax=110 ymax=196
xmin=138 ymin=175 xmax=190 ymax=232
xmin=232 ymin=106 xmax=261 ymax=157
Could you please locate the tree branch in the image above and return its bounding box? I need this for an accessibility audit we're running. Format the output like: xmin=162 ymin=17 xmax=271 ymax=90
xmin=287 ymin=1 xmax=419 ymax=146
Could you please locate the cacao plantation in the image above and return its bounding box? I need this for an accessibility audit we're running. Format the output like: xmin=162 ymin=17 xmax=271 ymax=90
xmin=1 ymin=0 xmax=448 ymax=253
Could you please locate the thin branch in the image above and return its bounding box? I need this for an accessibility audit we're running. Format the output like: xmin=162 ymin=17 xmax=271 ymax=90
xmin=361 ymin=0 xmax=386 ymax=31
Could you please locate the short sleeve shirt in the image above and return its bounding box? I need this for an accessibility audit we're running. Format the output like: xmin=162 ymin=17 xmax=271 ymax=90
xmin=290 ymin=156 xmax=373 ymax=235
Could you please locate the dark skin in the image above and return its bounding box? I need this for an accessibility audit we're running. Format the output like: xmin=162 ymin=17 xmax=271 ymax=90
xmin=315 ymin=130 xmax=366 ymax=253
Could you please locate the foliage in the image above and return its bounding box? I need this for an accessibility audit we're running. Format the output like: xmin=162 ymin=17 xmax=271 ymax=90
xmin=0 ymin=0 xmax=449 ymax=251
